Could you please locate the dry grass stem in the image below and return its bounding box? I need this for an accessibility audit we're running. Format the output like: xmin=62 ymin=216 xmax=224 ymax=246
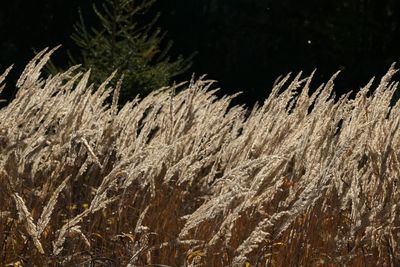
xmin=1 ymin=48 xmax=400 ymax=266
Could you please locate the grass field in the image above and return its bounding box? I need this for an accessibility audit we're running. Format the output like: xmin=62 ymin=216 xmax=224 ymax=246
xmin=1 ymin=48 xmax=400 ymax=266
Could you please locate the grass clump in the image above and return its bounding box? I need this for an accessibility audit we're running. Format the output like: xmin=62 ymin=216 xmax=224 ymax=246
xmin=1 ymin=48 xmax=400 ymax=266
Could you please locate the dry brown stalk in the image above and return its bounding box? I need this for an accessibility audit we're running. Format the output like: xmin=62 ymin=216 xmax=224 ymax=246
xmin=0 ymin=48 xmax=399 ymax=266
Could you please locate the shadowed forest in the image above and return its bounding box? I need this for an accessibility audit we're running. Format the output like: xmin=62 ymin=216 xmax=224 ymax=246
xmin=1 ymin=0 xmax=400 ymax=105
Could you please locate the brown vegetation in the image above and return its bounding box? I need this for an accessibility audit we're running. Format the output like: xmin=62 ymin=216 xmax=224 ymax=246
xmin=1 ymin=48 xmax=400 ymax=266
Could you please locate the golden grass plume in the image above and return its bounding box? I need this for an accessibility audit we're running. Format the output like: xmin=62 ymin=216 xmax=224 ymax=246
xmin=0 ymin=48 xmax=400 ymax=266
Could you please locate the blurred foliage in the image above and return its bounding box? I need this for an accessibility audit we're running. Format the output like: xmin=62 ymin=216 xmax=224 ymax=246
xmin=155 ymin=0 xmax=400 ymax=104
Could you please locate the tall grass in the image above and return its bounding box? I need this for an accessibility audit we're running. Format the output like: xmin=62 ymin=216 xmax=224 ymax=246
xmin=1 ymin=48 xmax=400 ymax=266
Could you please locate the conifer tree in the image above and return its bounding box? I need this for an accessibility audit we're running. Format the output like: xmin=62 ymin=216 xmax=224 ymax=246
xmin=68 ymin=0 xmax=193 ymax=102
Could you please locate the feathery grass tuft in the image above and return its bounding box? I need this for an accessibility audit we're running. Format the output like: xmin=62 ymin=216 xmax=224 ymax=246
xmin=1 ymin=48 xmax=400 ymax=266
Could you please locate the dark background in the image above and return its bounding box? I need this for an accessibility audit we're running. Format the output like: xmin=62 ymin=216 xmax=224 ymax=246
xmin=1 ymin=0 xmax=400 ymax=106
